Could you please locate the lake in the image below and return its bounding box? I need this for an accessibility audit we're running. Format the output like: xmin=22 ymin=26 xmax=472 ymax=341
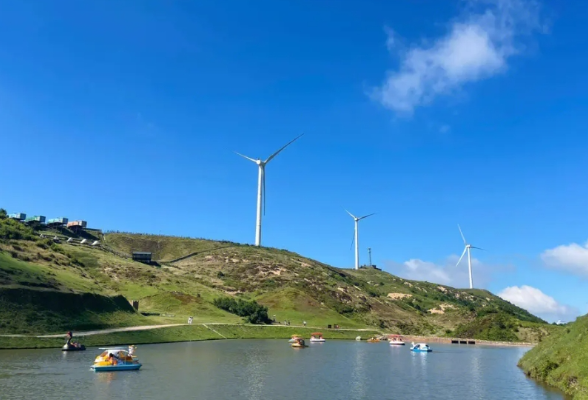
xmin=0 ymin=340 xmax=567 ymax=399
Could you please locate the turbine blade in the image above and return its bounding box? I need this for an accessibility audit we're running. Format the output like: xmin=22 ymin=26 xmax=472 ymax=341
xmin=235 ymin=152 xmax=258 ymax=163
xmin=458 ymin=224 xmax=467 ymax=244
xmin=345 ymin=210 xmax=357 ymax=219
xmin=455 ymin=247 xmax=467 ymax=267
xmin=350 ymin=231 xmax=355 ymax=251
xmin=359 ymin=213 xmax=375 ymax=220
xmin=264 ymin=133 xmax=304 ymax=164
xmin=470 ymin=246 xmax=484 ymax=250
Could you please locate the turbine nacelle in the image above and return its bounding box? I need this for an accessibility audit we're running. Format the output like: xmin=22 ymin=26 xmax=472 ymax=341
xmin=346 ymin=210 xmax=375 ymax=270
xmin=235 ymin=134 xmax=304 ymax=246
xmin=455 ymin=224 xmax=484 ymax=289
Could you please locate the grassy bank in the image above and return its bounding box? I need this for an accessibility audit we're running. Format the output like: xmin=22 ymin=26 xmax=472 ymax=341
xmin=518 ymin=315 xmax=588 ymax=399
xmin=0 ymin=215 xmax=552 ymax=342
xmin=0 ymin=287 xmax=150 ymax=334
xmin=0 ymin=325 xmax=382 ymax=350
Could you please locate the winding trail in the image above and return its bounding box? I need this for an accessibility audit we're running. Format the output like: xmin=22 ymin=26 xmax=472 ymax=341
xmin=0 ymin=324 xmax=187 ymax=338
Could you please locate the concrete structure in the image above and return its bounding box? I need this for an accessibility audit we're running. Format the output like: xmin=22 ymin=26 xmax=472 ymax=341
xmin=25 ymin=215 xmax=46 ymax=224
xmin=132 ymin=252 xmax=152 ymax=264
xmin=47 ymin=217 xmax=68 ymax=226
xmin=67 ymin=220 xmax=87 ymax=229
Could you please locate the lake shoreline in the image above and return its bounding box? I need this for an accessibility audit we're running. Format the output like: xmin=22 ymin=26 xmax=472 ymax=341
xmin=0 ymin=324 xmax=381 ymax=350
xmin=0 ymin=323 xmax=538 ymax=350
xmin=401 ymin=335 xmax=536 ymax=348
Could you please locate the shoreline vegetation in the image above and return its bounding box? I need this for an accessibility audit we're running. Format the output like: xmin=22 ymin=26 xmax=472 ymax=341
xmin=0 ymin=210 xmax=568 ymax=396
xmin=518 ymin=314 xmax=588 ymax=400
xmin=0 ymin=323 xmax=536 ymax=350
xmin=0 ymin=324 xmax=381 ymax=350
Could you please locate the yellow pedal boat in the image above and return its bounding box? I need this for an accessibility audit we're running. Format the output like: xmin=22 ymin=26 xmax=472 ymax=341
xmin=291 ymin=338 xmax=308 ymax=348
xmin=91 ymin=346 xmax=141 ymax=372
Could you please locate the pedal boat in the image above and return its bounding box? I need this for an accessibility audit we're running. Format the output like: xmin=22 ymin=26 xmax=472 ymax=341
xmin=367 ymin=337 xmax=380 ymax=343
xmin=291 ymin=338 xmax=308 ymax=348
xmin=62 ymin=338 xmax=86 ymax=351
xmin=388 ymin=335 xmax=405 ymax=346
xmin=288 ymin=334 xmax=302 ymax=343
xmin=410 ymin=342 xmax=432 ymax=353
xmin=310 ymin=332 xmax=326 ymax=343
xmin=91 ymin=347 xmax=142 ymax=372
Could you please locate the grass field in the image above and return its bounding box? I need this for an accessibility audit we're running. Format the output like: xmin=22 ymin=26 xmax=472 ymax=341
xmin=0 ymin=216 xmax=556 ymax=344
xmin=0 ymin=325 xmax=382 ymax=349
xmin=519 ymin=315 xmax=588 ymax=399
xmin=0 ymin=287 xmax=151 ymax=334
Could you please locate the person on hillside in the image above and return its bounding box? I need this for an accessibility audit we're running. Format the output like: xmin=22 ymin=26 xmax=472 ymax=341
xmin=303 ymin=321 xmax=306 ymax=327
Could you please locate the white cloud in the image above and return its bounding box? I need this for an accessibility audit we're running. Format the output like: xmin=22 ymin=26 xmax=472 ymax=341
xmin=541 ymin=240 xmax=588 ymax=278
xmin=385 ymin=254 xmax=503 ymax=289
xmin=372 ymin=0 xmax=542 ymax=115
xmin=384 ymin=26 xmax=396 ymax=52
xmin=498 ymin=285 xmax=577 ymax=322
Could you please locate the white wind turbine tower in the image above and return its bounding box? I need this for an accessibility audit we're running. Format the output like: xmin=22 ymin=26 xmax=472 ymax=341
xmin=346 ymin=210 xmax=375 ymax=270
xmin=236 ymin=134 xmax=303 ymax=247
xmin=455 ymin=225 xmax=483 ymax=289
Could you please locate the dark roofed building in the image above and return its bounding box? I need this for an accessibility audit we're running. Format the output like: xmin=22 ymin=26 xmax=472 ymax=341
xmin=132 ymin=252 xmax=152 ymax=264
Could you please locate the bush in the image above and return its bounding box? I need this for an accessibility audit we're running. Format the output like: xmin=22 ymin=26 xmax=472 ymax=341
xmin=0 ymin=218 xmax=36 ymax=241
xmin=213 ymin=296 xmax=271 ymax=324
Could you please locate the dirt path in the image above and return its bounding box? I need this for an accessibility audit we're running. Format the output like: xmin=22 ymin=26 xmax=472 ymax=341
xmin=0 ymin=324 xmax=187 ymax=338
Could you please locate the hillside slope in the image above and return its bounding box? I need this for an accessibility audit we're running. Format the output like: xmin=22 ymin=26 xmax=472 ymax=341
xmin=0 ymin=217 xmax=553 ymax=340
xmin=519 ymin=315 xmax=588 ymax=399
xmin=102 ymin=232 xmax=549 ymax=339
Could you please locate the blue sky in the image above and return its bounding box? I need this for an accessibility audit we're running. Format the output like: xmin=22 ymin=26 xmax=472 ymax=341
xmin=1 ymin=0 xmax=587 ymax=322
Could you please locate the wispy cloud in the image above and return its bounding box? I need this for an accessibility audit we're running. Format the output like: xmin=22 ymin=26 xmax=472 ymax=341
xmin=541 ymin=240 xmax=588 ymax=278
xmin=498 ymin=285 xmax=578 ymax=322
xmin=371 ymin=0 xmax=542 ymax=115
xmin=384 ymin=254 xmax=511 ymax=289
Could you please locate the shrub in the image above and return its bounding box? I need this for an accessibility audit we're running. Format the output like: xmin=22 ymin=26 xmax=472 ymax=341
xmin=212 ymin=296 xmax=271 ymax=324
xmin=0 ymin=218 xmax=36 ymax=241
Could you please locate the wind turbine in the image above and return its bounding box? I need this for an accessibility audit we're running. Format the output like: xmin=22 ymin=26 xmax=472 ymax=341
xmin=346 ymin=210 xmax=375 ymax=270
xmin=455 ymin=225 xmax=483 ymax=289
xmin=235 ymin=134 xmax=303 ymax=247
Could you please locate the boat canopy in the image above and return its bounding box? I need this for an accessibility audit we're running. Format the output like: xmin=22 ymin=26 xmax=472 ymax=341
xmin=291 ymin=334 xmax=302 ymax=338
xmin=98 ymin=348 xmax=129 ymax=351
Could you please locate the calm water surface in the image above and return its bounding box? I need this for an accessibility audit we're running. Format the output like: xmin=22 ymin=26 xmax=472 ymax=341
xmin=0 ymin=340 xmax=567 ymax=399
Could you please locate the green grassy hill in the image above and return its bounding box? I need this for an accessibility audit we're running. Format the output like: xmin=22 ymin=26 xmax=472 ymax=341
xmin=0 ymin=215 xmax=555 ymax=341
xmin=519 ymin=315 xmax=588 ymax=399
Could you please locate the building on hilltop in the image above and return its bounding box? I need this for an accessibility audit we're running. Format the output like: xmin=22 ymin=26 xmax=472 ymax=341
xmin=67 ymin=220 xmax=87 ymax=232
xmin=132 ymin=252 xmax=152 ymax=264
xmin=8 ymin=213 xmax=26 ymax=221
xmin=47 ymin=217 xmax=69 ymax=226
xmin=25 ymin=215 xmax=46 ymax=224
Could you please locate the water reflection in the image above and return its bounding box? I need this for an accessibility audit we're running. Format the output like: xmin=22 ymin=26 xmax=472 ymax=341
xmin=350 ymin=342 xmax=367 ymax=400
xmin=241 ymin=346 xmax=266 ymax=400
xmin=0 ymin=342 xmax=568 ymax=400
